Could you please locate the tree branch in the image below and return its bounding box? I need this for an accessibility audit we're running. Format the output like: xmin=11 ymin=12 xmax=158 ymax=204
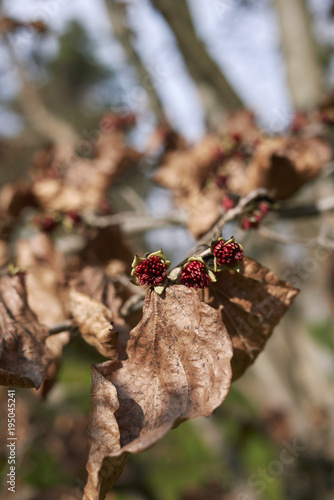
xmin=105 ymin=0 xmax=165 ymax=120
xmin=149 ymin=0 xmax=242 ymax=125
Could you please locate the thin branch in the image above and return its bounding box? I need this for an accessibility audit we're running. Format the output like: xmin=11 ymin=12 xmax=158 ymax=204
xmin=196 ymin=188 xmax=273 ymax=248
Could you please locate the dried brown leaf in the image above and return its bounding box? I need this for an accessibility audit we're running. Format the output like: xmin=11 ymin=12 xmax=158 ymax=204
xmin=16 ymin=233 xmax=67 ymax=326
xmin=83 ymin=370 xmax=128 ymax=500
xmin=154 ymin=135 xmax=221 ymax=198
xmin=0 ymin=275 xmax=51 ymax=389
xmin=199 ymin=257 xmax=299 ymax=381
xmin=84 ymin=285 xmax=233 ymax=499
xmin=186 ymin=191 xmax=223 ymax=239
xmin=244 ymin=136 xmax=332 ymax=199
xmin=69 ymin=290 xmax=118 ymax=360
xmin=219 ymin=109 xmax=261 ymax=143
xmin=31 ymin=134 xmax=141 ymax=212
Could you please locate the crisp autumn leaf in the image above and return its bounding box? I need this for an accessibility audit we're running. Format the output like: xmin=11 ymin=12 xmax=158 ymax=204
xmin=0 ymin=275 xmax=51 ymax=389
xmin=198 ymin=257 xmax=299 ymax=381
xmin=83 ymin=285 xmax=233 ymax=499
xmin=69 ymin=290 xmax=118 ymax=360
xmin=244 ymin=136 xmax=332 ymax=199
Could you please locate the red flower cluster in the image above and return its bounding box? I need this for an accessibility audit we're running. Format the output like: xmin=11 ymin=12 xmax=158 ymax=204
xmin=212 ymin=240 xmax=244 ymax=266
xmin=135 ymin=255 xmax=167 ymax=286
xmin=180 ymin=260 xmax=211 ymax=290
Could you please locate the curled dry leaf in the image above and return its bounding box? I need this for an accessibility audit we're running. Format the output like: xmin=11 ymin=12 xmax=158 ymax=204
xmin=69 ymin=290 xmax=118 ymax=361
xmin=244 ymin=136 xmax=332 ymax=199
xmin=0 ymin=275 xmax=51 ymax=389
xmin=198 ymin=257 xmax=299 ymax=381
xmin=84 ymin=285 xmax=233 ymax=499
xmin=69 ymin=265 xmax=130 ymax=360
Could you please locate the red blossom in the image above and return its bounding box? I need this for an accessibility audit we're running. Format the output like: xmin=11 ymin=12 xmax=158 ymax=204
xmin=66 ymin=210 xmax=82 ymax=224
xmin=222 ymin=195 xmax=235 ymax=211
xmin=259 ymin=202 xmax=270 ymax=216
xmin=213 ymin=240 xmax=244 ymax=267
xmin=135 ymin=255 xmax=167 ymax=286
xmin=34 ymin=215 xmax=58 ymax=233
xmin=180 ymin=260 xmax=211 ymax=290
xmin=241 ymin=213 xmax=262 ymax=230
xmin=215 ymin=175 xmax=228 ymax=189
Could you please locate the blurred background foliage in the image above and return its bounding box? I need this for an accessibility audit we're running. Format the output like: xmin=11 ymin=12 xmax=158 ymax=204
xmin=0 ymin=0 xmax=334 ymax=499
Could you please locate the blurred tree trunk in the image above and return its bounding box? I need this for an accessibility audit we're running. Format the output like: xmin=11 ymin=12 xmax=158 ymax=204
xmin=149 ymin=0 xmax=243 ymax=126
xmin=273 ymin=0 xmax=325 ymax=109
xmin=105 ymin=0 xmax=165 ymax=121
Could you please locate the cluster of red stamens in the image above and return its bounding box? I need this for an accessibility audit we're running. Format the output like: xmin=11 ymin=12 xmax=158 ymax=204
xmin=240 ymin=201 xmax=271 ymax=230
xmin=135 ymin=255 xmax=167 ymax=286
xmin=180 ymin=260 xmax=211 ymax=290
xmin=212 ymin=240 xmax=244 ymax=266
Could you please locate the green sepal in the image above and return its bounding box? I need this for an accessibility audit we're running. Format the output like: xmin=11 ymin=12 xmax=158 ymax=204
xmin=207 ymin=269 xmax=217 ymax=282
xmin=7 ymin=263 xmax=26 ymax=276
xmin=130 ymin=254 xmax=146 ymax=285
xmin=223 ymin=262 xmax=240 ymax=273
xmin=168 ymin=267 xmax=181 ymax=282
xmin=153 ymin=279 xmax=169 ymax=295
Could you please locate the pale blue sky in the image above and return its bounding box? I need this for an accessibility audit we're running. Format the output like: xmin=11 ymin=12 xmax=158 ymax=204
xmin=1 ymin=0 xmax=333 ymax=140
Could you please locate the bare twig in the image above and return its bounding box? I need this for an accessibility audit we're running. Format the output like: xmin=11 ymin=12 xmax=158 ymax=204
xmin=83 ymin=210 xmax=187 ymax=234
xmin=196 ymin=188 xmax=273 ymax=248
